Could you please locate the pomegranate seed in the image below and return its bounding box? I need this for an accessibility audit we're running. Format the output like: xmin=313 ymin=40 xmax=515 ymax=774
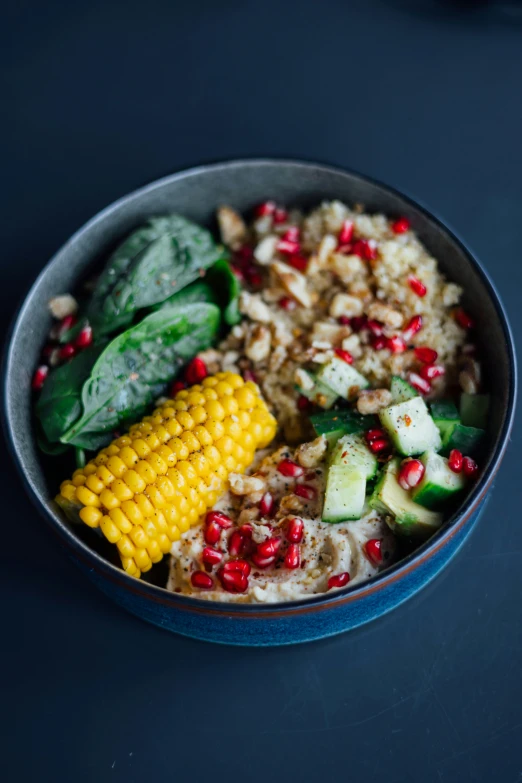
xmin=273 ymin=207 xmax=288 ymax=224
xmin=403 ymin=315 xmax=423 ymax=341
xmin=277 ymin=239 xmax=300 ymax=255
xmin=231 ymin=265 xmax=245 ymax=281
xmin=387 ymin=335 xmax=407 ymax=353
xmin=297 ymin=395 xmax=312 ymax=412
xmin=279 ymin=296 xmax=297 ymax=311
xmin=334 ymin=348 xmax=353 ymax=364
xmin=284 ymin=544 xmax=301 ymax=570
xmin=455 ymin=308 xmax=474 ymax=330
xmin=228 ymin=531 xmax=245 ymax=557
xmin=463 ymin=456 xmax=479 ymax=478
xmin=295 ymin=485 xmax=316 ymax=500
xmin=398 ymin=459 xmax=425 ymax=490
xmin=368 ymin=438 xmax=389 ymax=454
xmin=408 ymin=276 xmax=427 ymax=297
xmin=415 ymin=347 xmax=438 ymax=364
xmin=288 ymin=254 xmax=308 ymax=273
xmin=185 ymin=357 xmax=208 ymax=384
xmin=59 ymin=343 xmax=76 ymax=360
xmin=282 ymin=227 xmax=300 ymax=243
xmin=242 ymin=369 xmax=258 ymax=383
xmin=254 ymin=201 xmax=276 ymax=217
xmin=408 ymin=372 xmax=431 ymax=394
xmin=391 ymin=216 xmax=411 ymax=234
xmin=259 ymin=492 xmax=274 ymax=517
xmin=245 ymin=269 xmax=263 ymax=287
xmin=365 ymin=428 xmax=386 ymax=443
xmin=420 ymin=364 xmax=445 ymax=381
xmin=191 ymin=571 xmax=214 ymax=590
xmin=218 ymin=568 xmax=248 ymax=593
xmin=238 ymin=524 xmax=254 ymax=539
xmin=278 ymin=459 xmax=304 ymax=478
xmin=170 ymin=379 xmax=186 ymax=395
xmin=32 ymin=365 xmax=49 ymax=390
xmin=235 ymin=246 xmax=254 ymax=264
xmin=206 ymin=510 xmax=233 ymax=529
xmin=286 ymin=517 xmax=304 ymax=543
xmin=328 ymin=572 xmax=350 ymax=589
xmin=204 ymin=521 xmax=222 ymax=546
xmin=336 ymin=243 xmax=353 ymax=255
xmin=364 ymin=539 xmax=383 ymax=565
xmin=338 ymin=220 xmax=354 ymax=245
xmin=371 ymin=335 xmax=388 ymax=351
xmin=367 ymin=320 xmax=384 ymax=336
xmin=223 ymin=559 xmax=251 ymax=576
xmin=448 ymin=449 xmax=463 ymax=473
xmin=338 ymin=315 xmax=351 ymax=325
xmin=202 ymin=547 xmax=223 ymax=567
xmin=256 ymin=537 xmax=282 ymax=559
xmin=251 ymin=552 xmax=275 ymax=569
xmin=351 ymin=315 xmax=368 ymax=332
xmin=57 ymin=314 xmax=77 ymax=337
xmin=353 ymin=239 xmax=377 ymax=261
xmin=75 ymin=324 xmax=93 ymax=348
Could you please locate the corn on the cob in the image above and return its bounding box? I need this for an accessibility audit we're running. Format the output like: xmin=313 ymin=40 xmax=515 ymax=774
xmin=57 ymin=372 xmax=277 ymax=578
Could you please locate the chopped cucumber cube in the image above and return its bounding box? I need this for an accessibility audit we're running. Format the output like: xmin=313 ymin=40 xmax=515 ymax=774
xmin=369 ymin=458 xmax=442 ymax=538
xmin=379 ymin=397 xmax=441 ymax=456
xmin=411 ymin=450 xmax=466 ymax=509
xmin=441 ymin=423 xmax=485 ymax=457
xmin=316 ymin=357 xmax=369 ymax=400
xmin=430 ymin=399 xmax=460 ymax=440
xmin=310 ymin=409 xmax=372 ymax=448
xmin=460 ymin=393 xmax=490 ymax=430
xmin=390 ymin=376 xmax=418 ymax=404
xmin=322 ymin=467 xmax=366 ymax=523
xmin=329 ymin=433 xmax=378 ymax=479
xmin=296 ymin=370 xmax=338 ymax=409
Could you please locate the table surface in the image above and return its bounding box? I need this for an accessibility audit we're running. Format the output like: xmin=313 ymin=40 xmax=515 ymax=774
xmin=3 ymin=1 xmax=521 ymax=781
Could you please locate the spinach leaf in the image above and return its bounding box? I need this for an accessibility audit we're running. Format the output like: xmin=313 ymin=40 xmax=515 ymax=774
xmin=60 ymin=303 xmax=220 ymax=449
xmin=207 ymin=258 xmax=241 ymax=326
xmin=86 ymin=215 xmax=224 ymax=337
xmin=151 ymin=280 xmax=219 ymax=312
xmin=35 ymin=345 xmax=106 ymax=444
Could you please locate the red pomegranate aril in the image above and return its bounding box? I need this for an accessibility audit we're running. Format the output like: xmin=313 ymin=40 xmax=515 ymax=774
xmin=353 ymin=239 xmax=377 ymax=261
xmin=277 ymin=459 xmax=304 ymax=478
xmin=57 ymin=314 xmax=77 ymax=337
xmin=284 ymin=544 xmax=301 ymax=570
xmin=259 ymin=491 xmax=275 ymax=517
xmin=408 ymin=276 xmax=427 ymax=297
xmin=368 ymin=438 xmax=389 ymax=454
xmin=170 ymin=379 xmax=186 ymax=395
xmin=279 ymin=296 xmax=297 ymax=311
xmin=367 ymin=319 xmax=383 ymax=336
xmin=403 ymin=315 xmax=423 ymax=341
xmin=32 ymin=365 xmax=49 ymax=390
xmin=242 ymin=369 xmax=258 ymax=383
xmin=235 ymin=245 xmax=254 ymax=265
xmin=414 ymin=347 xmax=438 ymax=364
xmin=75 ymin=324 xmax=93 ymax=348
xmin=206 ymin=510 xmax=234 ymax=529
xmin=219 ymin=568 xmax=248 ymax=593
xmin=273 ymin=207 xmax=288 ymax=224
xmin=185 ymin=357 xmax=207 ymax=384
xmin=364 ymin=539 xmax=383 ymax=565
xmin=334 ymin=348 xmax=353 ymax=364
xmin=59 ymin=343 xmax=76 ymax=360
xmin=448 ymin=449 xmax=463 ymax=473
xmin=338 ymin=219 xmax=354 ymax=245
xmin=463 ymin=456 xmax=479 ymax=478
xmin=227 ymin=531 xmax=244 ymax=557
xmin=455 ymin=308 xmax=474 ymax=330
xmin=328 ymin=572 xmax=350 ymax=589
xmin=245 ymin=269 xmax=263 ymax=287
xmin=204 ymin=521 xmax=222 ymax=546
xmin=336 ymin=244 xmax=353 ymax=255
xmin=287 ymin=517 xmax=304 ymax=543
xmin=387 ymin=335 xmax=407 ymax=354
xmin=338 ymin=315 xmax=351 ymax=325
xmin=282 ymin=227 xmax=300 ymax=243
xmin=391 ymin=216 xmax=410 ymax=234
xmin=223 ymin=559 xmax=251 ymax=576
xmin=408 ymin=372 xmax=431 ymax=394
xmin=277 ymin=239 xmax=300 ymax=255
xmin=254 ymin=201 xmax=276 ymax=217
xmin=371 ymin=335 xmax=388 ymax=351
xmin=365 ymin=428 xmax=386 ymax=443
xmin=251 ymin=552 xmax=275 ymax=569
xmin=202 ymin=547 xmax=223 ymax=567
xmin=191 ymin=571 xmax=214 ymax=590
xmin=398 ymin=459 xmax=425 ymax=490
xmin=288 ymin=254 xmax=308 ymax=273
xmin=256 ymin=537 xmax=282 ymax=559
xmin=351 ymin=315 xmax=368 ymax=332
xmin=295 ymin=484 xmax=317 ymax=500
xmin=297 ymin=395 xmax=312 ymax=412
xmin=231 ymin=265 xmax=245 ymax=281
xmin=420 ymin=364 xmax=445 ymax=381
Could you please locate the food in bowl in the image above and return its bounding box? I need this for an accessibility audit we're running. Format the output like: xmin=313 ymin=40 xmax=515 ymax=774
xmin=33 ymin=199 xmax=488 ymax=603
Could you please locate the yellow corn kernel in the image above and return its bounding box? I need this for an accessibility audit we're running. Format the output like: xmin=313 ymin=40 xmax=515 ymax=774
xmin=177 ymin=461 xmax=199 ymax=486
xmin=157 ymin=444 xmax=177 ymax=468
xmin=235 ymin=386 xmax=257 ymax=409
xmin=132 ymin=438 xmax=151 ymax=458
xmin=193 ymin=425 xmax=213 ymax=448
xmin=202 ymin=387 xmax=218 ymax=401
xmin=119 ymin=446 xmax=139 ymax=468
xmin=100 ymin=515 xmax=122 ymax=544
xmin=146 ymin=451 xmax=168 ymax=475
xmin=109 ymin=507 xmax=133 ymax=534
xmin=106 ymin=456 xmax=127 ymax=478
xmin=60 ymin=482 xmax=77 ymax=501
xmin=99 ymin=488 xmax=120 ymax=510
xmin=111 ymin=479 xmax=134 ymax=502
xmin=117 ymin=535 xmax=136 ymax=559
xmin=147 ymin=485 xmax=167 ymax=509
xmin=135 ymin=494 xmax=155 ymax=518
xmin=169 ymin=437 xmax=189 ymax=461
xmin=166 ymin=468 xmax=186 ymax=492
xmin=121 ymin=469 xmax=146 ymax=494
xmin=79 ymin=506 xmax=102 ymax=528
xmin=76 ymin=485 xmax=101 ymax=508
xmin=158 ymin=533 xmax=172 ymax=553
xmin=135 ymin=460 xmax=157 ymax=485
xmin=134 ymin=548 xmax=152 ymax=570
xmin=72 ymin=474 xmax=87 ymax=487
xmin=83 ymin=463 xmax=97 ymax=476
xmin=165 ymin=418 xmax=183 ymax=438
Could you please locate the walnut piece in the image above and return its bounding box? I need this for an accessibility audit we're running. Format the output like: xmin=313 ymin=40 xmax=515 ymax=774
xmin=245 ymin=324 xmax=271 ymax=362
xmin=48 ymin=294 xmax=78 ymax=319
xmin=228 ymin=473 xmax=266 ymax=496
xmin=239 ymin=292 xmax=271 ymax=323
xmin=271 ymin=261 xmax=312 ymax=308
xmin=217 ymin=205 xmax=247 ymax=249
xmin=367 ymin=302 xmax=404 ymax=329
xmin=329 ymin=293 xmax=364 ymax=319
xmin=254 ymin=236 xmax=278 ymax=265
xmin=295 ymin=436 xmax=327 ymax=468
xmin=356 ymin=388 xmax=393 ymax=414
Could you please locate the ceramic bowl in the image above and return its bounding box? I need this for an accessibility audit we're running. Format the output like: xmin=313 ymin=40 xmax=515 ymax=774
xmin=3 ymin=159 xmax=516 ymax=645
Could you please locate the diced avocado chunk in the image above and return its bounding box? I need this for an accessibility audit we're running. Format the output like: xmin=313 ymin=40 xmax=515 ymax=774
xmin=430 ymin=399 xmax=460 ymax=440
xmin=390 ymin=376 xmax=418 ymax=404
xmin=411 ymin=450 xmax=466 ymax=509
xmin=310 ymin=409 xmax=372 ymax=448
xmin=441 ymin=423 xmax=485 ymax=457
xmin=460 ymin=393 xmax=490 ymax=430
xmin=296 ymin=370 xmax=338 ymax=409
xmin=379 ymin=397 xmax=441 ymax=456
xmin=316 ymin=357 xmax=369 ymax=400
xmin=322 ymin=467 xmax=366 ymax=523
xmin=329 ymin=433 xmax=378 ymax=479
xmin=369 ymin=458 xmax=443 ymax=538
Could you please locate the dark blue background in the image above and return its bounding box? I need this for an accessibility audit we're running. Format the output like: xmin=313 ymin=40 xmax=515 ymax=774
xmin=2 ymin=1 xmax=521 ymax=781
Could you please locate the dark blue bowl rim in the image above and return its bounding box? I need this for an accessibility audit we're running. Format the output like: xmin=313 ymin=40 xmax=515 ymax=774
xmin=2 ymin=158 xmax=517 ymax=618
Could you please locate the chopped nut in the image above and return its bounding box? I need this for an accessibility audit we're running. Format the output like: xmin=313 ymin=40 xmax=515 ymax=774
xmin=217 ymin=205 xmax=247 ymax=249
xmin=239 ymin=291 xmax=272 ymax=323
xmin=329 ymin=293 xmax=364 ymax=319
xmin=253 ymin=235 xmax=278 ymax=265
xmin=367 ymin=302 xmax=404 ymax=329
xmin=295 ymin=368 xmax=315 ymax=391
xmin=228 ymin=473 xmax=266 ymax=496
xmin=271 ymin=261 xmax=312 ymax=308
xmin=295 ymin=436 xmax=327 ymax=468
xmin=356 ymin=388 xmax=393 ymax=414
xmin=48 ymin=294 xmax=78 ymax=319
xmin=311 ymin=321 xmax=348 ymax=346
xmin=279 ymin=494 xmax=306 ymax=514
xmin=329 ymin=253 xmax=367 ymax=284
xmin=341 ymin=334 xmax=363 ymax=358
xmin=245 ymin=324 xmax=271 ymax=362
xmin=269 ymin=345 xmax=287 ymax=372
xmin=317 ymin=234 xmax=338 ymax=265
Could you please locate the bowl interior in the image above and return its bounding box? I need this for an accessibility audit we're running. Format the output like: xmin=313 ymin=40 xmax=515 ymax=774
xmin=3 ymin=160 xmax=516 ymax=601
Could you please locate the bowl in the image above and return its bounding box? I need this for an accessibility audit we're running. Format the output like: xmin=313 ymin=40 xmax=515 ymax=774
xmin=3 ymin=159 xmax=516 ymax=646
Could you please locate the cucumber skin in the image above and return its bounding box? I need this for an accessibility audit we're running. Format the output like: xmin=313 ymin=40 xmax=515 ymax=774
xmin=430 ymin=400 xmax=460 ymax=440
xmin=310 ymin=410 xmax=375 ymax=449
xmin=412 ymin=482 xmax=461 ymax=510
xmin=441 ymin=424 xmax=485 ymax=457
xmin=460 ymin=393 xmax=489 ymax=430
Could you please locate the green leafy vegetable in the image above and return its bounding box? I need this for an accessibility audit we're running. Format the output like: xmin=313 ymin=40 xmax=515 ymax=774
xmin=86 ymin=215 xmax=224 ymax=337
xmin=60 ymin=303 xmax=220 ymax=449
xmin=152 ymin=280 xmax=219 ymax=312
xmin=207 ymin=258 xmax=241 ymax=326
